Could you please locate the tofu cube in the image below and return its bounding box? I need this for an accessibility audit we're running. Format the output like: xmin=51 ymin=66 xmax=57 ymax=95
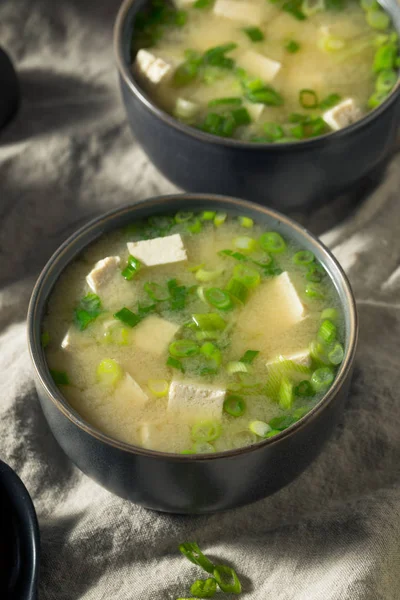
xmin=140 ymin=422 xmax=191 ymax=451
xmin=214 ymin=0 xmax=263 ymax=25
xmin=236 ymin=272 xmax=306 ymax=339
xmin=323 ymin=98 xmax=362 ymax=131
xmin=134 ymin=49 xmax=173 ymax=85
xmin=127 ymin=233 xmax=187 ymax=267
xmin=168 ymin=381 xmax=226 ymax=421
xmin=132 ymin=316 xmax=180 ymax=356
xmin=115 ymin=373 xmax=149 ymax=406
xmin=245 ymin=102 xmax=265 ymax=122
xmin=86 ymin=256 xmax=121 ymax=294
xmin=237 ymin=50 xmax=281 ymax=83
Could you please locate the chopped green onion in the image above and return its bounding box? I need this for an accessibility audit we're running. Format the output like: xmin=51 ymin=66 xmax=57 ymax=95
xmin=243 ymin=26 xmax=265 ymax=42
xmin=318 ymin=319 xmax=337 ymax=344
xmin=361 ymin=0 xmax=379 ymax=9
xmin=203 ymin=43 xmax=238 ymax=69
xmin=187 ymin=218 xmax=203 ymax=234
xmin=195 ymin=268 xmax=224 ymax=282
xmin=292 ymin=405 xmax=310 ymax=419
xmin=201 ymin=210 xmax=216 ymax=221
xmin=233 ymin=264 xmax=261 ymax=288
xmin=249 ymin=420 xmax=271 ymax=437
xmin=233 ymin=236 xmax=257 ymax=253
xmin=190 ymin=577 xmax=217 ymax=598
xmin=285 ymin=40 xmax=300 ymax=53
xmin=311 ymin=367 xmax=335 ymax=392
xmin=175 ymin=211 xmax=194 ymax=223
xmin=194 ymin=0 xmax=213 ymax=8
xmin=282 ymin=0 xmax=306 ymax=20
xmin=319 ymin=93 xmax=341 ymax=110
xmin=309 ymin=339 xmax=331 ymax=365
xmin=279 ymin=377 xmax=294 ymax=410
xmin=174 ymin=97 xmax=200 ymax=121
xmin=168 ymin=279 xmax=190 ymax=311
xmin=192 ymin=313 xmax=227 ymax=331
xmin=239 ymin=350 xmax=259 ymax=363
xmin=259 ymin=231 xmax=286 ymax=253
xmin=122 ymin=255 xmax=141 ymax=280
xmin=197 ymin=286 xmax=208 ymax=304
xmin=41 ymin=331 xmax=50 ymax=348
xmin=148 ymin=379 xmax=169 ymax=397
xmin=195 ymin=330 xmax=220 ymax=341
xmin=305 ymin=284 xmax=325 ymax=299
xmin=50 ymin=369 xmax=69 ymax=385
xmin=301 ymin=0 xmax=324 ymax=15
xmin=74 ymin=293 xmax=102 ymax=330
xmin=173 ymin=60 xmax=200 ymax=87
xmin=166 ymin=356 xmax=185 ymax=372
xmin=192 ymin=441 xmax=216 ymax=453
xmin=114 ymin=307 xmax=141 ymax=328
xmin=263 ymin=122 xmax=284 ymax=141
xmin=321 ymin=307 xmax=339 ymax=321
xmin=238 ymin=216 xmax=254 ymax=228
xmin=144 ymin=282 xmax=169 ymax=301
xmin=367 ymin=9 xmax=390 ymax=30
xmin=200 ymin=342 xmax=222 ymax=366
xmin=245 ymin=86 xmax=284 ymax=106
xmin=192 ymin=420 xmax=221 ymax=442
xmin=208 ymin=97 xmax=242 ymax=107
xmin=328 ymin=342 xmax=344 ymax=365
xmin=102 ymin=322 xmax=130 ymax=346
xmin=178 ymin=542 xmax=215 ymax=574
xmin=226 ymin=361 xmax=249 ymax=374
xmin=373 ymin=43 xmax=397 ymax=72
xmin=225 ymin=278 xmax=248 ymax=303
xmin=269 ymin=415 xmax=297 ymax=430
xmin=205 ymin=287 xmax=233 ymax=310
xmin=188 ymin=263 xmax=206 ymax=273
xmin=318 ymin=34 xmax=345 ymax=53
xmin=96 ymin=359 xmax=123 ymax=386
xmin=375 ymin=69 xmax=397 ymax=94
xmin=367 ymin=91 xmax=388 ymax=108
xmin=265 ymin=428 xmax=281 ymax=438
xmin=169 ymin=339 xmax=199 ymax=357
xmin=223 ymin=394 xmax=246 ymax=417
xmin=214 ymin=212 xmax=227 ymax=227
xmin=299 ymin=89 xmax=318 ymax=109
xmin=213 ymin=565 xmax=241 ymax=594
xmin=232 ymin=107 xmax=252 ymax=126
xmin=306 ymin=263 xmax=326 ymax=282
xmin=293 ymin=250 xmax=315 ymax=266
xmin=294 ymin=379 xmax=315 ymax=397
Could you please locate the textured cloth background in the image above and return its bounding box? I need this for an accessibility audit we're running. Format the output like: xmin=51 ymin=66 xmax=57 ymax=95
xmin=1 ymin=1 xmax=400 ymax=598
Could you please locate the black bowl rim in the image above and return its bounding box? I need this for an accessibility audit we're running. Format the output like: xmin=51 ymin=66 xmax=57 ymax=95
xmin=114 ymin=0 xmax=400 ymax=150
xmin=27 ymin=193 xmax=358 ymax=461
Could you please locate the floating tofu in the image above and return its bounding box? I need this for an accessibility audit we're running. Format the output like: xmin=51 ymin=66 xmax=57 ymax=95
xmin=323 ymin=98 xmax=362 ymax=131
xmin=127 ymin=233 xmax=187 ymax=267
xmin=86 ymin=256 xmax=121 ymax=294
xmin=61 ymin=327 xmax=93 ymax=351
xmin=134 ymin=49 xmax=173 ymax=85
xmin=140 ymin=422 xmax=191 ymax=451
xmin=245 ymin=102 xmax=264 ymax=122
xmin=168 ymin=381 xmax=226 ymax=422
xmin=237 ymin=50 xmax=281 ymax=83
xmin=174 ymin=97 xmax=200 ymax=121
xmin=236 ymin=272 xmax=306 ymax=340
xmin=266 ymin=349 xmax=311 ymax=369
xmin=214 ymin=0 xmax=263 ymax=25
xmin=115 ymin=373 xmax=149 ymax=407
xmin=132 ymin=315 xmax=180 ymax=356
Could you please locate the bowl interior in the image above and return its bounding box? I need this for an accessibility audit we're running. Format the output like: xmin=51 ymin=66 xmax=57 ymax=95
xmin=115 ymin=0 xmax=400 ymax=148
xmin=28 ymin=194 xmax=357 ymax=459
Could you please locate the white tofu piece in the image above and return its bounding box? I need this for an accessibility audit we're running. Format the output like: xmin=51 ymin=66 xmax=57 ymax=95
xmin=237 ymin=50 xmax=281 ymax=83
xmin=236 ymin=272 xmax=306 ymax=339
xmin=140 ymin=422 xmax=192 ymax=451
xmin=115 ymin=373 xmax=149 ymax=406
xmin=174 ymin=97 xmax=200 ymax=121
xmin=168 ymin=381 xmax=226 ymax=422
xmin=214 ymin=0 xmax=263 ymax=25
xmin=127 ymin=233 xmax=187 ymax=267
xmin=132 ymin=315 xmax=180 ymax=356
xmin=266 ymin=349 xmax=311 ymax=369
xmin=61 ymin=327 xmax=93 ymax=351
xmin=134 ymin=49 xmax=173 ymax=85
xmin=323 ymin=98 xmax=362 ymax=131
xmin=245 ymin=102 xmax=264 ymax=122
xmin=86 ymin=256 xmax=121 ymax=294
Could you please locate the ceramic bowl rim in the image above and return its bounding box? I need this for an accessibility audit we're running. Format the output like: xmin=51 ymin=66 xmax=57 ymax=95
xmin=27 ymin=193 xmax=358 ymax=461
xmin=113 ymin=0 xmax=400 ymax=150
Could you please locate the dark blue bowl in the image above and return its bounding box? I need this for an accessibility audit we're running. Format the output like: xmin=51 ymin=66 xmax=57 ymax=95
xmin=0 ymin=460 xmax=39 ymax=600
xmin=114 ymin=0 xmax=400 ymax=211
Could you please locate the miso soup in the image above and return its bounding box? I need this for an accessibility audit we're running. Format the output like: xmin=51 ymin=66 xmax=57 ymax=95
xmin=43 ymin=210 xmax=345 ymax=454
xmin=131 ymin=0 xmax=399 ymax=141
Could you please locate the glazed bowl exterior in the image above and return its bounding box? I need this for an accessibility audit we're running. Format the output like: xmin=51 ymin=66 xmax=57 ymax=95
xmin=0 ymin=460 xmax=39 ymax=600
xmin=27 ymin=194 xmax=358 ymax=514
xmin=114 ymin=0 xmax=400 ymax=211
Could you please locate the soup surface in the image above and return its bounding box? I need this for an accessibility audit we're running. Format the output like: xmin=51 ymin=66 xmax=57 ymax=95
xmin=131 ymin=0 xmax=399 ymax=141
xmin=44 ymin=210 xmax=345 ymax=454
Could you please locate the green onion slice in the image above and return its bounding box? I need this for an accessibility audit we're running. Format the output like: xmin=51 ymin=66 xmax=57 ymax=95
xmin=321 ymin=307 xmax=339 ymax=322
xmin=328 ymin=342 xmax=344 ymax=365
xmin=243 ymin=26 xmax=265 ymax=42
xmin=191 ymin=420 xmax=222 ymax=442
xmin=249 ymin=420 xmax=271 ymax=437
xmin=50 ymin=369 xmax=69 ymax=385
xmin=113 ymin=307 xmax=141 ymax=328
xmin=175 ymin=210 xmax=194 ymax=223
xmin=213 ymin=565 xmax=242 ymax=594
xmin=279 ymin=377 xmax=294 ymax=410
xmin=166 ymin=356 xmax=185 ymax=372
xmin=74 ymin=293 xmax=102 ymax=331
xmin=293 ymin=250 xmax=315 ymax=266
xmin=233 ymin=264 xmax=261 ymax=288
xmin=311 ymin=367 xmax=335 ymax=392
xmin=285 ymin=40 xmax=300 ymax=53
xmin=192 ymin=441 xmax=216 ymax=453
xmin=190 ymin=577 xmax=217 ymax=598
xmin=148 ymin=379 xmax=169 ymax=397
xmin=96 ymin=358 xmax=123 ymax=386
xmin=318 ymin=319 xmax=337 ymax=344
xmin=214 ymin=212 xmax=227 ymax=227
xmin=169 ymin=339 xmax=199 ymax=357
xmin=367 ymin=9 xmax=390 ymax=30
xmin=239 ymin=350 xmax=259 ymax=363
xmin=208 ymin=97 xmax=242 ymax=107
xmin=299 ymin=89 xmax=318 ymax=109
xmin=268 ymin=415 xmax=297 ymax=430
xmin=294 ymin=379 xmax=315 ymax=397
xmin=238 ymin=216 xmax=254 ymax=228
xmin=179 ymin=542 xmax=215 ymax=574
xmin=195 ymin=268 xmax=224 ymax=282
xmin=259 ymin=231 xmax=286 ymax=253
xmin=223 ymin=394 xmax=246 ymax=417
xmin=305 ymin=284 xmax=325 ymax=299
xmin=41 ymin=331 xmax=50 ymax=348
xmin=226 ymin=361 xmax=249 ymax=374
xmin=192 ymin=313 xmax=226 ymax=331
xmin=233 ymin=236 xmax=257 ymax=253
xmin=144 ymin=282 xmax=169 ymax=301
xmin=225 ymin=278 xmax=248 ymax=303
xmin=205 ymin=287 xmax=233 ymax=310
xmin=122 ymin=255 xmax=141 ymax=281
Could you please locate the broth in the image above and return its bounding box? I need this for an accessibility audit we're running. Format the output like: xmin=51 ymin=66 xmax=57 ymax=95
xmin=43 ymin=211 xmax=345 ymax=454
xmin=131 ymin=0 xmax=399 ymax=141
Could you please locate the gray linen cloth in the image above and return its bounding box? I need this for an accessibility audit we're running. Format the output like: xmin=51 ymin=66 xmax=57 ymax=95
xmin=1 ymin=1 xmax=400 ymax=598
